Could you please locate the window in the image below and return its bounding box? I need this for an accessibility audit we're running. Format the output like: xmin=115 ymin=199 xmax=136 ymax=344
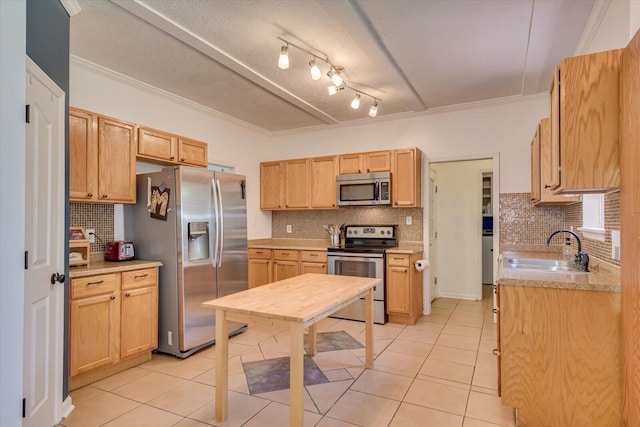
xmin=579 ymin=194 xmax=605 ymax=241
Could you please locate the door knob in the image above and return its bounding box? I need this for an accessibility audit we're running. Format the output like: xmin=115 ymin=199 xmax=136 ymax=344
xmin=50 ymin=272 xmax=65 ymax=285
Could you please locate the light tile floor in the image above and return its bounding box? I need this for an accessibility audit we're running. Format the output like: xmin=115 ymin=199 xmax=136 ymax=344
xmin=58 ymin=296 xmax=515 ymax=427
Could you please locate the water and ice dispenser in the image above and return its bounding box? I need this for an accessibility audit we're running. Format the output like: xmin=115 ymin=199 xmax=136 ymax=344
xmin=188 ymin=222 xmax=209 ymax=261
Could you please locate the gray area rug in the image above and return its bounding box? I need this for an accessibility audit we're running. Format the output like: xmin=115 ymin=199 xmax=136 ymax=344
xmin=243 ymin=331 xmax=364 ymax=395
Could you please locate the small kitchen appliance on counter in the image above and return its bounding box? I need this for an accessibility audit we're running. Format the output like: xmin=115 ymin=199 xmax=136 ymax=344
xmin=104 ymin=241 xmax=135 ymax=261
xmin=327 ymin=224 xmax=397 ymax=324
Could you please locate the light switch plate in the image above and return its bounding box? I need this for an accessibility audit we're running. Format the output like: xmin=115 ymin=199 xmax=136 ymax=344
xmin=286 ymin=225 xmax=292 ymax=233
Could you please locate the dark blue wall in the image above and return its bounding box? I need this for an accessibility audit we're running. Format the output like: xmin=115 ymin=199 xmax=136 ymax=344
xmin=26 ymin=0 xmax=70 ymax=400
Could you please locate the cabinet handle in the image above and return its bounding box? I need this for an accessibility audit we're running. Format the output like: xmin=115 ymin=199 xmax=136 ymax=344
xmin=404 ymin=269 xmax=408 ymax=272
xmin=87 ymin=192 xmax=93 ymax=197
xmin=310 ymin=253 xmax=317 ymax=257
xmin=180 ymin=157 xmax=186 ymax=162
xmin=125 ymin=292 xmax=131 ymax=297
xmin=110 ymin=295 xmax=116 ymax=300
xmin=170 ymin=156 xmax=175 ymax=160
xmin=544 ymin=184 xmax=551 ymax=189
xmin=492 ymin=348 xmax=499 ymax=356
xmin=255 ymin=251 xmax=263 ymax=254
xmin=281 ymin=252 xmax=289 ymax=256
xmin=366 ymin=168 xmax=370 ymax=172
xmin=88 ymin=280 xmax=104 ymax=285
xmin=134 ymin=274 xmax=148 ymax=279
xmin=492 ymin=308 xmax=497 ymax=313
xmin=102 ymin=194 xmax=108 ymax=198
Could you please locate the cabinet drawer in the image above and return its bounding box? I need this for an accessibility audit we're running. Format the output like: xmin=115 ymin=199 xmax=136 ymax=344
xmin=387 ymin=254 xmax=410 ymax=267
xmin=301 ymin=250 xmax=327 ymax=262
xmin=249 ymin=248 xmax=272 ymax=260
xmin=273 ymin=249 xmax=299 ymax=261
xmin=122 ymin=268 xmax=158 ymax=290
xmin=71 ymin=273 xmax=119 ymax=299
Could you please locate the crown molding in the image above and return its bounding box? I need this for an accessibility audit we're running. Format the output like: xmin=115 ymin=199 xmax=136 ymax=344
xmin=573 ymin=0 xmax=612 ymax=55
xmin=60 ymin=0 xmax=81 ymax=17
xmin=70 ymin=55 xmax=271 ymax=136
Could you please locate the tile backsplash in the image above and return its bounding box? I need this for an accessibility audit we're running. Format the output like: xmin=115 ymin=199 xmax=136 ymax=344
xmin=69 ymin=202 xmax=114 ymax=260
xmin=499 ymin=192 xmax=620 ymax=266
xmin=272 ymin=207 xmax=424 ymax=242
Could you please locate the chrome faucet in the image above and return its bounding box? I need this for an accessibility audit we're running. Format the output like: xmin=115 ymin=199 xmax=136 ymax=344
xmin=546 ymin=229 xmax=589 ymax=272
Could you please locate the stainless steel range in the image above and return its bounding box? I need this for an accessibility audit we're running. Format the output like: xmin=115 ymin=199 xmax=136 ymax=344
xmin=327 ymin=225 xmax=397 ymax=324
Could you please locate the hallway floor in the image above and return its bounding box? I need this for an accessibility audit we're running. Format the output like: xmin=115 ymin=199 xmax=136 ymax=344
xmin=58 ymin=297 xmax=515 ymax=427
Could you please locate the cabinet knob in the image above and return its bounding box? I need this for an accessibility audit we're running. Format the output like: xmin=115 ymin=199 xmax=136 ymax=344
xmin=110 ymin=295 xmax=116 ymax=300
xmin=492 ymin=348 xmax=499 ymax=356
xmin=125 ymin=292 xmax=131 ymax=297
xmin=180 ymin=158 xmax=186 ymax=162
xmin=544 ymin=184 xmax=551 ymax=189
xmin=170 ymin=156 xmax=175 ymax=160
xmin=87 ymin=192 xmax=93 ymax=197
xmin=102 ymin=194 xmax=108 ymax=198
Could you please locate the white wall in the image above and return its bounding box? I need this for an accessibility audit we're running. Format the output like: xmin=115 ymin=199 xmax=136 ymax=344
xmin=69 ymin=60 xmax=274 ymax=239
xmin=432 ymin=159 xmax=493 ymax=300
xmin=586 ymin=0 xmax=632 ymax=53
xmin=0 ymin=2 xmax=26 ymax=426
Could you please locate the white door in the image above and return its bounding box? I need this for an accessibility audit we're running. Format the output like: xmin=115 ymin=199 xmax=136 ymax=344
xmin=428 ymin=168 xmax=438 ymax=301
xmin=23 ymin=57 xmax=65 ymax=427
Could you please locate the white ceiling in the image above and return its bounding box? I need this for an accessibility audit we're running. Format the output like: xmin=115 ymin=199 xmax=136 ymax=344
xmin=69 ymin=0 xmax=596 ymax=132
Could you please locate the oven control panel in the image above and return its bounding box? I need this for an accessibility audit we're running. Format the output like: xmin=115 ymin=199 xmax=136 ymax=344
xmin=345 ymin=225 xmax=396 ymax=238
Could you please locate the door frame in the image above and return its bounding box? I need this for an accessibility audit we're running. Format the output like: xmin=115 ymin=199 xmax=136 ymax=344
xmin=425 ymin=153 xmax=500 ymax=301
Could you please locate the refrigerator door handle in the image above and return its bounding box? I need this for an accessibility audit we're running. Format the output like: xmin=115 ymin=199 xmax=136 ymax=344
xmin=211 ymin=178 xmax=220 ymax=268
xmin=215 ymin=178 xmax=224 ymax=267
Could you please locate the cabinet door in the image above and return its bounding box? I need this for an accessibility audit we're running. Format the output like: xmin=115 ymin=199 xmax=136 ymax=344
xmin=530 ymin=128 xmax=541 ymax=203
xmin=365 ymin=151 xmax=391 ymax=172
xmin=120 ymin=286 xmax=158 ymax=359
xmin=69 ymin=108 xmax=98 ymax=201
xmin=260 ymin=161 xmax=284 ymax=210
xmin=248 ymin=258 xmax=272 ymax=288
xmin=178 ymin=137 xmax=208 ymax=167
xmin=300 ymin=262 xmax=327 ymax=274
xmin=339 ymin=153 xmax=363 ymax=174
xmin=69 ymin=292 xmax=119 ymax=376
xmin=273 ymin=260 xmax=299 ymax=281
xmin=138 ymin=127 xmax=176 ymax=163
xmin=97 ymin=116 xmax=136 ymax=203
xmin=392 ymin=148 xmax=421 ymax=207
xmin=310 ymin=156 xmax=338 ymax=208
xmin=386 ymin=265 xmax=410 ymax=314
xmin=284 ymin=159 xmax=310 ymax=209
xmin=549 ymin=66 xmax=561 ymax=190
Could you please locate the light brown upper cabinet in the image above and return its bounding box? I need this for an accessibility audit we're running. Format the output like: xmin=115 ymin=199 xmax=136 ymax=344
xmin=339 ymin=150 xmax=391 ymax=174
xmin=284 ymin=159 xmax=310 ymax=209
xmin=549 ymin=49 xmax=622 ymax=193
xmin=260 ymin=161 xmax=284 ymax=210
xmin=310 ymin=156 xmax=338 ymax=208
xmin=392 ymin=148 xmax=422 ymax=207
xmin=531 ymin=118 xmax=580 ymax=205
xmin=138 ymin=126 xmax=208 ymax=168
xmin=69 ymin=107 xmax=136 ymax=204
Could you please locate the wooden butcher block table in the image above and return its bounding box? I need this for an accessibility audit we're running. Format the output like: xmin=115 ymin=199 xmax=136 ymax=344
xmin=202 ymin=273 xmax=380 ymax=427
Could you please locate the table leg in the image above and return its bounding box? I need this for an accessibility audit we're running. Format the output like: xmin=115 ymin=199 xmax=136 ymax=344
xmin=290 ymin=323 xmax=304 ymax=427
xmin=365 ymin=288 xmax=374 ymax=368
xmin=307 ymin=323 xmax=317 ymax=356
xmin=215 ymin=309 xmax=229 ymax=423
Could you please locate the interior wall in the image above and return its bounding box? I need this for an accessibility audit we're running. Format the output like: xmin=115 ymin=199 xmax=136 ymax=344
xmin=0 ymin=2 xmax=26 ymax=426
xmin=586 ymin=0 xmax=632 ymax=54
xmin=432 ymin=159 xmax=492 ymax=300
xmin=69 ymin=61 xmax=274 ymax=239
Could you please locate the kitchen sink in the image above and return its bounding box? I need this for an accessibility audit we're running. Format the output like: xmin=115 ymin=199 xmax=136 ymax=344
xmin=505 ymin=257 xmax=589 ymax=273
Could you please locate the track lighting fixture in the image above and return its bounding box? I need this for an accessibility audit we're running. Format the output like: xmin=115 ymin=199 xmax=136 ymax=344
xmin=276 ymin=36 xmax=382 ymax=117
xmin=369 ymin=100 xmax=379 ymax=117
xmin=278 ymin=44 xmax=289 ymax=69
xmin=309 ymin=60 xmax=322 ymax=80
xmin=351 ymin=93 xmax=361 ymax=109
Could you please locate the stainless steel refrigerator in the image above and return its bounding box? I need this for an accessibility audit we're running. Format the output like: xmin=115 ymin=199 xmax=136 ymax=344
xmin=124 ymin=166 xmax=248 ymax=358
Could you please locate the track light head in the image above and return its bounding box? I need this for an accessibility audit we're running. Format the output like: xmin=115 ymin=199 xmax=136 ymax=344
xmin=328 ymin=83 xmax=345 ymax=96
xmin=327 ymin=66 xmax=344 ymax=86
xmin=369 ymin=100 xmax=379 ymax=117
xmin=278 ymin=45 xmax=289 ymax=69
xmin=309 ymin=60 xmax=322 ymax=80
xmin=351 ymin=93 xmax=361 ymax=109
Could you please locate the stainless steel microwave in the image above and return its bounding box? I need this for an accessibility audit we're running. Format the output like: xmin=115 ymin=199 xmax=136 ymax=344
xmin=336 ymin=172 xmax=391 ymax=206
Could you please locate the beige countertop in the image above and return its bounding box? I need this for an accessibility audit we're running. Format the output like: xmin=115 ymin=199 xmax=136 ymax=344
xmin=69 ymin=260 xmax=163 ymax=278
xmin=497 ymin=249 xmax=620 ymax=292
xmin=248 ymin=238 xmax=424 ymax=254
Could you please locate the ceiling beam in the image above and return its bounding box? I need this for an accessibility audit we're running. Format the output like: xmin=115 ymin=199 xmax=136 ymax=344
xmin=110 ymin=0 xmax=340 ymax=125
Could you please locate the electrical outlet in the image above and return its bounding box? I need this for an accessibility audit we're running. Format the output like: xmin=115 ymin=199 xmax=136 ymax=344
xmin=86 ymin=228 xmax=95 ymax=243
xmin=405 ymin=216 xmax=412 ymax=225
xmin=286 ymin=225 xmax=292 ymax=233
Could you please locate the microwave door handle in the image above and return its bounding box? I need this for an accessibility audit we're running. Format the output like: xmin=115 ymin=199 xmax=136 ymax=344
xmin=374 ymin=181 xmax=380 ymax=201
xmin=211 ymin=179 xmax=220 ymax=269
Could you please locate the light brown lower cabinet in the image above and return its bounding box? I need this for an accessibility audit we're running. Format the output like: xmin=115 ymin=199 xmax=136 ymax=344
xmin=248 ymin=249 xmax=272 ymax=288
xmin=248 ymin=248 xmax=327 ymax=287
xmin=69 ymin=267 xmax=159 ymax=391
xmin=386 ymin=252 xmax=423 ymax=324
xmin=499 ymin=284 xmax=621 ymax=426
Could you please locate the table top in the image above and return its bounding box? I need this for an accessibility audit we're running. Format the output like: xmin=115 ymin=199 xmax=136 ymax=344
xmin=202 ymin=273 xmax=380 ymax=325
